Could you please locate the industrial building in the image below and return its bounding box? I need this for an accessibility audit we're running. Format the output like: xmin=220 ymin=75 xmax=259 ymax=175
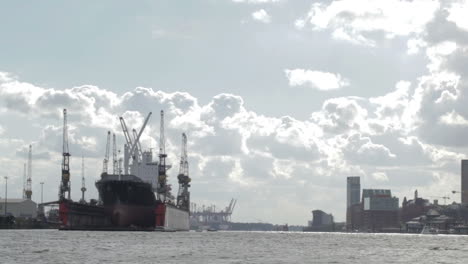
xmin=462 ymin=160 xmax=468 ymax=205
xmin=0 ymin=199 xmax=37 ymax=218
xmin=346 ymin=176 xmax=360 ymax=230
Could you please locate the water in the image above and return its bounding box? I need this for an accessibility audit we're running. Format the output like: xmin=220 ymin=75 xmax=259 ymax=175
xmin=1 ymin=230 xmax=468 ymax=263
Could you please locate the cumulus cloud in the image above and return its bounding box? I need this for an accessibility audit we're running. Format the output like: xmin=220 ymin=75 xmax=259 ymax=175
xmin=296 ymin=0 xmax=440 ymax=46
xmin=284 ymin=69 xmax=349 ymax=90
xmin=233 ymin=0 xmax=280 ymax=3
xmin=251 ymin=9 xmax=271 ymax=23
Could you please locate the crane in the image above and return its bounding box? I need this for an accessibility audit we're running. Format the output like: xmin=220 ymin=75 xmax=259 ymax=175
xmin=128 ymin=112 xmax=152 ymax=163
xmin=132 ymin=128 xmax=143 ymax=162
xmin=177 ymin=133 xmax=191 ymax=209
xmin=112 ymin=133 xmax=117 ymax=174
xmin=119 ymin=117 xmax=133 ymax=174
xmin=102 ymin=131 xmax=111 ymax=174
xmin=430 ymin=196 xmax=450 ymax=205
xmin=119 ymin=113 xmax=151 ymax=174
xmin=25 ymin=144 xmax=33 ymax=200
xmin=157 ymin=110 xmax=168 ymax=202
xmin=59 ymin=109 xmax=71 ymax=200
xmin=80 ymin=155 xmax=86 ymax=203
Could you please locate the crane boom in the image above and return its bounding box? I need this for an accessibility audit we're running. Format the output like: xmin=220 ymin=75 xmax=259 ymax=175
xmin=60 ymin=109 xmax=71 ymax=200
xmin=132 ymin=128 xmax=143 ymax=161
xmin=119 ymin=117 xmax=133 ymax=148
xmin=129 ymin=112 xmax=152 ymax=159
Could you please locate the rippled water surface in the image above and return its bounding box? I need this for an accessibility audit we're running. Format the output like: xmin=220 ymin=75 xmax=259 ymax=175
xmin=1 ymin=230 xmax=468 ymax=263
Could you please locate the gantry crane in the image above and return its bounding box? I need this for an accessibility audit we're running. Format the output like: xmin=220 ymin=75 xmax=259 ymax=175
xmin=59 ymin=109 xmax=71 ymax=200
xmin=177 ymin=133 xmax=191 ymax=210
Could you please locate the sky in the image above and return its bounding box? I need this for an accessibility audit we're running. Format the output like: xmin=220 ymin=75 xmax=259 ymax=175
xmin=1 ymin=0 xmax=468 ymax=225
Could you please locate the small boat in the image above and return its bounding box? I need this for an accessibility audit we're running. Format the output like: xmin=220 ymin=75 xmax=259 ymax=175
xmin=207 ymin=228 xmax=218 ymax=232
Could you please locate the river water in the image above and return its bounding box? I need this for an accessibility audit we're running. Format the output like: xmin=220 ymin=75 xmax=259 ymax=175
xmin=1 ymin=230 xmax=468 ymax=263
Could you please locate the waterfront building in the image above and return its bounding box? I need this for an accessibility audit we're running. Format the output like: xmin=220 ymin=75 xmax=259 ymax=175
xmin=462 ymin=160 xmax=468 ymax=205
xmin=304 ymin=210 xmax=335 ymax=232
xmin=346 ymin=176 xmax=360 ymax=230
xmin=361 ymin=189 xmax=399 ymax=231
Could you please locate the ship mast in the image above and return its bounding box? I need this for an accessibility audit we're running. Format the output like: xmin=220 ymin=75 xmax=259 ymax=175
xmin=112 ymin=133 xmax=117 ymax=175
xmin=177 ymin=133 xmax=191 ymax=210
xmin=157 ymin=110 xmax=168 ymax=202
xmin=25 ymin=144 xmax=33 ymax=200
xmin=102 ymin=131 xmax=111 ymax=174
xmin=22 ymin=163 xmax=27 ymax=199
xmin=80 ymin=155 xmax=86 ymax=203
xmin=60 ymin=109 xmax=71 ymax=200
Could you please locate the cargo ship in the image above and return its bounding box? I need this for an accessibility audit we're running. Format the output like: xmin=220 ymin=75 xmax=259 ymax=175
xmin=57 ymin=109 xmax=190 ymax=231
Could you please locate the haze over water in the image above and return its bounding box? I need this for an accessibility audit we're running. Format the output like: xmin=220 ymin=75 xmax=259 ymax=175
xmin=1 ymin=230 xmax=468 ymax=263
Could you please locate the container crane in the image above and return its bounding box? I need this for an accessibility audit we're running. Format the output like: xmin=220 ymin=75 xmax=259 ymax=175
xmin=102 ymin=131 xmax=111 ymax=174
xmin=177 ymin=133 xmax=191 ymax=210
xmin=59 ymin=109 xmax=71 ymax=200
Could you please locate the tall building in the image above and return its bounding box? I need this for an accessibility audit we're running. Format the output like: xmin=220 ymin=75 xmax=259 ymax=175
xmin=347 ymin=176 xmax=360 ymax=208
xmin=346 ymin=176 xmax=360 ymax=230
xmin=462 ymin=160 xmax=468 ymax=205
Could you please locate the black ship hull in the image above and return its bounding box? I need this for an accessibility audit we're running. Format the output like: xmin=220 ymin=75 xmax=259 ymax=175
xmin=95 ymin=174 xmax=156 ymax=228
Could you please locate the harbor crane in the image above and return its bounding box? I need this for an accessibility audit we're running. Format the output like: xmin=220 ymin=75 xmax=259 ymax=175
xmin=102 ymin=131 xmax=111 ymax=174
xmin=177 ymin=133 xmax=191 ymax=210
xmin=157 ymin=110 xmax=169 ymax=202
xmin=430 ymin=196 xmax=450 ymax=205
xmin=59 ymin=109 xmax=71 ymax=200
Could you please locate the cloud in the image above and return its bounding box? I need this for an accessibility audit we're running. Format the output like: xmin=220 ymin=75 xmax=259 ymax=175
xmin=233 ymin=0 xmax=280 ymax=3
xmin=284 ymin=69 xmax=349 ymax=90
xmin=296 ymin=0 xmax=440 ymax=46
xmin=252 ymin=9 xmax=271 ymax=24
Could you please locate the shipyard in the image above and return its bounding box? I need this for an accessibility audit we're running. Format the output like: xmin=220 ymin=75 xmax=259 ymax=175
xmin=4 ymin=1 xmax=468 ymax=263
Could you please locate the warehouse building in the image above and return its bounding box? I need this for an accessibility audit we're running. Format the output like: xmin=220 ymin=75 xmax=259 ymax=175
xmin=0 ymin=198 xmax=37 ymax=218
